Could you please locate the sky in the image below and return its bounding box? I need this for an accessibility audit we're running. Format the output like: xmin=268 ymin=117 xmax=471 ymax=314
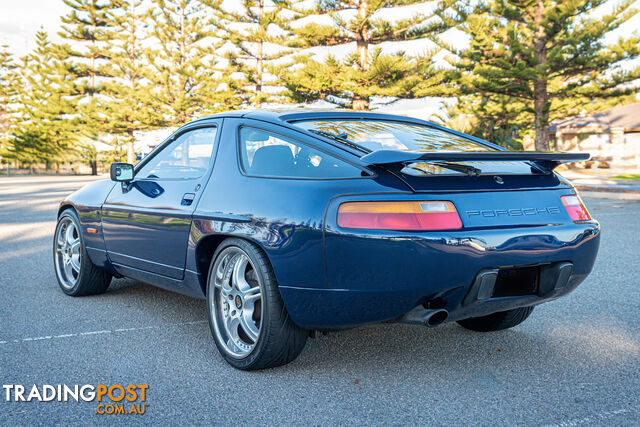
xmin=0 ymin=1 xmax=69 ymax=57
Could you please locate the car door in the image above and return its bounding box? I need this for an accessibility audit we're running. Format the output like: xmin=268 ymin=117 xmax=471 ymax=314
xmin=101 ymin=121 xmax=221 ymax=280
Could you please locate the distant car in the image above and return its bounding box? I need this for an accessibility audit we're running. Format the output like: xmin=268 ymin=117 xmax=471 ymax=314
xmin=54 ymin=110 xmax=600 ymax=370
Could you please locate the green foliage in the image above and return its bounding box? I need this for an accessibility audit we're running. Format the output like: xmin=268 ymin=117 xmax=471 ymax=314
xmin=10 ymin=31 xmax=80 ymax=166
xmin=101 ymin=0 xmax=164 ymax=162
xmin=612 ymin=174 xmax=640 ymax=180
xmin=281 ymin=48 xmax=456 ymax=107
xmin=0 ymin=44 xmax=19 ymax=162
xmin=456 ymin=0 xmax=640 ymax=150
xmin=203 ymin=0 xmax=299 ymax=105
xmin=282 ymin=0 xmax=465 ymax=109
xmin=445 ymin=95 xmax=526 ymax=150
xmin=145 ymin=0 xmax=243 ymax=125
xmin=59 ymin=0 xmax=116 ymax=98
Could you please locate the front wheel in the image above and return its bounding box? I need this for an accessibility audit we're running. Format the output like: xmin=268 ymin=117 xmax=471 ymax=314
xmin=53 ymin=209 xmax=111 ymax=296
xmin=456 ymin=306 xmax=535 ymax=332
xmin=206 ymin=238 xmax=307 ymax=370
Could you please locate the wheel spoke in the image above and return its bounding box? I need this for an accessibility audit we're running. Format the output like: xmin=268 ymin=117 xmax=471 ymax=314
xmin=65 ymin=222 xmax=76 ymax=245
xmin=226 ymin=316 xmax=241 ymax=343
xmin=243 ymin=286 xmax=261 ymax=303
xmin=63 ymin=258 xmax=75 ymax=281
xmin=57 ymin=230 xmax=65 ymax=247
xmin=239 ymin=311 xmax=259 ymax=342
xmin=215 ymin=254 xmax=228 ymax=281
xmin=232 ymin=255 xmax=250 ymax=292
xmin=220 ymin=285 xmax=231 ymax=298
xmin=70 ymin=254 xmax=81 ymax=272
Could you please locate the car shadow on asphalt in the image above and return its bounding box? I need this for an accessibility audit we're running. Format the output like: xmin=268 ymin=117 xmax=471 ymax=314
xmin=102 ymin=277 xmax=639 ymax=380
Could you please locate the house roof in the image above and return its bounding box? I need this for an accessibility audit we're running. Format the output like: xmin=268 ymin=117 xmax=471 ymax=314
xmin=550 ymin=102 xmax=640 ymax=133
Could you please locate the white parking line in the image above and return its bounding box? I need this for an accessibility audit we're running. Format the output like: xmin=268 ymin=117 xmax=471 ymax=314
xmin=0 ymin=320 xmax=207 ymax=345
xmin=544 ymin=406 xmax=638 ymax=427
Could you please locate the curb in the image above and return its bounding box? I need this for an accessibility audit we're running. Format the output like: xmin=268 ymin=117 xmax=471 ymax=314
xmin=575 ymin=185 xmax=640 ymax=195
xmin=579 ymin=190 xmax=640 ymax=201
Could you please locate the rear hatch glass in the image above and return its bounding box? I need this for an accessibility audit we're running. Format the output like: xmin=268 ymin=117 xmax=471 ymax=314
xmin=293 ymin=119 xmax=534 ymax=176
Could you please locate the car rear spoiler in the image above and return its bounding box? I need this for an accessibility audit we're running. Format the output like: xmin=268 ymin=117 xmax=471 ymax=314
xmin=360 ymin=150 xmax=590 ymax=174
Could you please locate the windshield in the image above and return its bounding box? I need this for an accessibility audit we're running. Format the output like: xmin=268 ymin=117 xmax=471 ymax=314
xmin=294 ymin=119 xmax=533 ymax=176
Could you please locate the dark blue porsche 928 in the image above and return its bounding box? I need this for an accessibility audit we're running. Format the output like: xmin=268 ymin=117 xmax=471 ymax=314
xmin=54 ymin=110 xmax=600 ymax=370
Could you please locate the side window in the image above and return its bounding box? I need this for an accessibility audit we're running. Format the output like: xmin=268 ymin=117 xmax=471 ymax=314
xmin=137 ymin=127 xmax=217 ymax=180
xmin=239 ymin=127 xmax=364 ymax=179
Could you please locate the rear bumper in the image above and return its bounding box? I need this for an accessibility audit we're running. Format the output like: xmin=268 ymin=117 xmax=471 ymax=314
xmin=279 ymin=221 xmax=600 ymax=330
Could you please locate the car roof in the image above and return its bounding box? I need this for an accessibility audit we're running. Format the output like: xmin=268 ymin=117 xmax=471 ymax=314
xmin=190 ymin=108 xmax=433 ymax=126
xmin=188 ymin=108 xmax=501 ymax=152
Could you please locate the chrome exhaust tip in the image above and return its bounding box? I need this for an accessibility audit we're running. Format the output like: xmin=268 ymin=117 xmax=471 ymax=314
xmin=398 ymin=307 xmax=449 ymax=327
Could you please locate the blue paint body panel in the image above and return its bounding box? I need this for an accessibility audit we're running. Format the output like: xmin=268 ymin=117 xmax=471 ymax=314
xmin=58 ymin=110 xmax=601 ymax=330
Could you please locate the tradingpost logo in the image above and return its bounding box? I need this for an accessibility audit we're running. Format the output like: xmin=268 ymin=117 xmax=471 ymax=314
xmin=3 ymin=384 xmax=149 ymax=415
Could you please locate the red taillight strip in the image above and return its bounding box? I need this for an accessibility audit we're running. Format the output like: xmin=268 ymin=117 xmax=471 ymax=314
xmin=337 ymin=201 xmax=463 ymax=231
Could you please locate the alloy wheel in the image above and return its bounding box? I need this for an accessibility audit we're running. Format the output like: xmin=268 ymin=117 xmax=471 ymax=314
xmin=54 ymin=217 xmax=82 ymax=289
xmin=210 ymin=248 xmax=263 ymax=358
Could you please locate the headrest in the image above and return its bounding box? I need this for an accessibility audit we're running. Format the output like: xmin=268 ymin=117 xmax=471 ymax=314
xmin=250 ymin=145 xmax=295 ymax=176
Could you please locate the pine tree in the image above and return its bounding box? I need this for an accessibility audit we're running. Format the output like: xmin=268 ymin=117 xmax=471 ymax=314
xmin=12 ymin=31 xmax=79 ymax=168
xmin=203 ymin=0 xmax=299 ymax=106
xmin=59 ymin=0 xmax=116 ymax=99
xmin=145 ymin=0 xmax=242 ymax=126
xmin=0 ymin=45 xmax=18 ymax=166
xmin=102 ymin=0 xmax=164 ymax=163
xmin=59 ymin=0 xmax=119 ymax=172
xmin=445 ymin=94 xmax=530 ymax=150
xmin=282 ymin=0 xmax=463 ymax=110
xmin=457 ymin=0 xmax=640 ymax=151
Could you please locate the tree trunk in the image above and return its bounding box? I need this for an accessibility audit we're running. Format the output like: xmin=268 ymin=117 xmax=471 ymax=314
xmin=354 ymin=0 xmax=369 ymax=111
xmin=533 ymin=86 xmax=550 ymax=151
xmin=533 ymin=0 xmax=549 ymax=151
xmin=89 ymin=20 xmax=96 ymax=101
xmin=256 ymin=0 xmax=264 ymax=107
xmin=256 ymin=39 xmax=263 ymax=106
xmin=352 ymin=96 xmax=369 ymax=110
xmin=127 ymin=133 xmax=135 ymax=164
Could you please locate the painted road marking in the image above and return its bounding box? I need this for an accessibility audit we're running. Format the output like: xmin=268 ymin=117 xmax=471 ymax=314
xmin=544 ymin=406 xmax=638 ymax=427
xmin=0 ymin=320 xmax=207 ymax=345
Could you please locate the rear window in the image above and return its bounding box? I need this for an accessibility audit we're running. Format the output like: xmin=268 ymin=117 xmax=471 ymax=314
xmin=294 ymin=120 xmax=532 ymax=175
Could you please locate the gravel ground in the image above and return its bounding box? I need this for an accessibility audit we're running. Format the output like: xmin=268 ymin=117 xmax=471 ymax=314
xmin=0 ymin=176 xmax=638 ymax=425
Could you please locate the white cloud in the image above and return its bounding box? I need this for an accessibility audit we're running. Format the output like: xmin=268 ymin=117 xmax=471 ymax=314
xmin=0 ymin=1 xmax=69 ymax=57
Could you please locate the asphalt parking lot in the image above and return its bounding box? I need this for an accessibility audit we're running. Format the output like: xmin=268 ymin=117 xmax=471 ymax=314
xmin=0 ymin=175 xmax=638 ymax=425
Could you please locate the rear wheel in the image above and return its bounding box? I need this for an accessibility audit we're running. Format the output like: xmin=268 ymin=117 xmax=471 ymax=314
xmin=456 ymin=306 xmax=534 ymax=332
xmin=206 ymin=238 xmax=307 ymax=370
xmin=53 ymin=209 xmax=111 ymax=296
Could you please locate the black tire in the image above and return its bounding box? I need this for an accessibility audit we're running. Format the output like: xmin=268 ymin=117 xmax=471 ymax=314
xmin=206 ymin=238 xmax=307 ymax=370
xmin=456 ymin=306 xmax=534 ymax=332
xmin=53 ymin=208 xmax=112 ymax=296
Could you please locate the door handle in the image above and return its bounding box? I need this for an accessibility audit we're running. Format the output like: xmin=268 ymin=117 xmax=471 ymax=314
xmin=182 ymin=193 xmax=196 ymax=206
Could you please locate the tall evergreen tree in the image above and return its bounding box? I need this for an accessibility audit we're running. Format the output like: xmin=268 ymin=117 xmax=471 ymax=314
xmin=282 ymin=0 xmax=463 ymax=110
xmin=59 ymin=0 xmax=116 ymax=99
xmin=145 ymin=0 xmax=242 ymax=126
xmin=457 ymin=0 xmax=640 ymax=151
xmin=12 ymin=31 xmax=78 ymax=167
xmin=203 ymin=0 xmax=298 ymax=105
xmin=0 ymin=45 xmax=18 ymax=166
xmin=103 ymin=0 xmax=163 ymax=163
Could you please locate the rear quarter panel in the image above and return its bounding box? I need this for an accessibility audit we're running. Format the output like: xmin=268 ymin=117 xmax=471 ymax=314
xmin=190 ymin=117 xmax=408 ymax=291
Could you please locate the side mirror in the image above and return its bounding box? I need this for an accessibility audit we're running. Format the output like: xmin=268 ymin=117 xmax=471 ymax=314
xmin=110 ymin=163 xmax=134 ymax=182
